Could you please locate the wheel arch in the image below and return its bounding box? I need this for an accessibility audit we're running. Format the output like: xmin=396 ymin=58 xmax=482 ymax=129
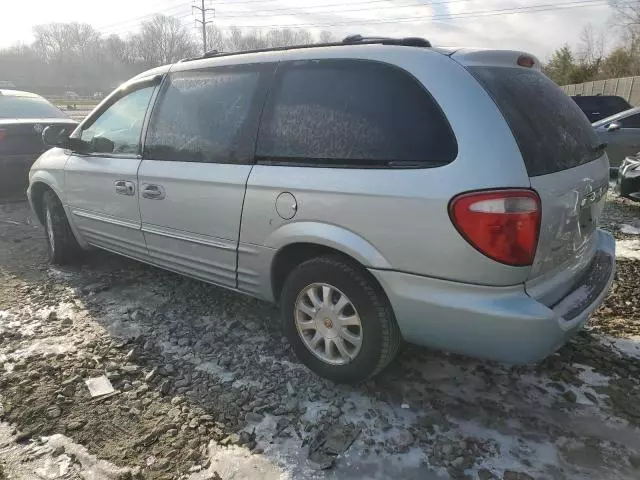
xmin=29 ymin=180 xmax=57 ymax=226
xmin=267 ymin=222 xmax=392 ymax=302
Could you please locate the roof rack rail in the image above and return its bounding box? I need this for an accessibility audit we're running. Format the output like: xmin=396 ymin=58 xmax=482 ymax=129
xmin=343 ymin=34 xmax=431 ymax=47
xmin=184 ymin=34 xmax=431 ymax=62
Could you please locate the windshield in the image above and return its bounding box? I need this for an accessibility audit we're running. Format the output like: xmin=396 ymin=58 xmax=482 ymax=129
xmin=0 ymin=95 xmax=68 ymax=119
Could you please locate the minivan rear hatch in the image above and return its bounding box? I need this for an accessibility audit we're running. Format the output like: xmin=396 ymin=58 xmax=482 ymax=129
xmin=454 ymin=51 xmax=609 ymax=305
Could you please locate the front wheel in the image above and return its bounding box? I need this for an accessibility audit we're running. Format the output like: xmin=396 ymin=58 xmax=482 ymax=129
xmin=42 ymin=190 xmax=82 ymax=265
xmin=280 ymin=255 xmax=401 ymax=383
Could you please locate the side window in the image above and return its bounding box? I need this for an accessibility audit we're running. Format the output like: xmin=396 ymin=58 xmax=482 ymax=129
xmin=256 ymin=60 xmax=457 ymax=167
xmin=620 ymin=113 xmax=640 ymax=128
xmin=79 ymin=86 xmax=154 ymax=155
xmin=144 ymin=67 xmax=262 ymax=163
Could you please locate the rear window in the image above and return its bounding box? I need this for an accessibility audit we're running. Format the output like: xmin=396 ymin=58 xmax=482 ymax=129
xmin=256 ymin=59 xmax=457 ymax=168
xmin=470 ymin=67 xmax=602 ymax=177
xmin=0 ymin=95 xmax=68 ymax=119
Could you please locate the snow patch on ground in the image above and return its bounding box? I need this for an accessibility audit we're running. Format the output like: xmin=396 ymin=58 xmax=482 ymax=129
xmin=8 ymin=337 xmax=76 ymax=361
xmin=600 ymin=335 xmax=640 ymax=359
xmin=619 ymin=224 xmax=640 ymax=235
xmin=462 ymin=420 xmax=559 ymax=478
xmin=576 ymin=364 xmax=611 ymax=387
xmin=190 ymin=442 xmax=288 ymax=480
xmin=616 ymin=239 xmax=640 ymax=259
xmin=0 ymin=423 xmax=130 ymax=480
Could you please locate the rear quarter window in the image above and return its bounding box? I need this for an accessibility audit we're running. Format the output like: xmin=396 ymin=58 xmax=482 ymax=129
xmin=0 ymin=96 xmax=68 ymax=119
xmin=470 ymin=67 xmax=601 ymax=177
xmin=256 ymin=59 xmax=457 ymax=168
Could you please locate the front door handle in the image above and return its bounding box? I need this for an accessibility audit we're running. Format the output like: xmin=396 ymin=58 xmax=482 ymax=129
xmin=142 ymin=184 xmax=165 ymax=200
xmin=115 ymin=180 xmax=135 ymax=196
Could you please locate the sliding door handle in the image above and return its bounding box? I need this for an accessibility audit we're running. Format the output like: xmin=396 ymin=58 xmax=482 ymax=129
xmin=142 ymin=184 xmax=165 ymax=200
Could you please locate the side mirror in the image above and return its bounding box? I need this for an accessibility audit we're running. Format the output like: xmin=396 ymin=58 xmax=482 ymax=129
xmin=42 ymin=125 xmax=70 ymax=148
xmin=607 ymin=122 xmax=621 ymax=132
xmin=91 ymin=136 xmax=115 ymax=154
xmin=68 ymin=137 xmax=89 ymax=153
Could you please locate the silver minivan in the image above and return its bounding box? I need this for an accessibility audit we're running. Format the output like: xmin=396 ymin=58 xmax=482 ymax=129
xmin=28 ymin=37 xmax=615 ymax=383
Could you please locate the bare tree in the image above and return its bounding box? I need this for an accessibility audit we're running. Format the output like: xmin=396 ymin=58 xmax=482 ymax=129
xmin=265 ymin=28 xmax=313 ymax=48
xmin=578 ymin=24 xmax=606 ymax=68
xmin=33 ymin=22 xmax=101 ymax=64
xmin=319 ymin=30 xmax=335 ymax=43
xmin=205 ymin=25 xmax=225 ymax=52
xmin=0 ymin=18 xmax=334 ymax=95
xmin=611 ymin=0 xmax=640 ymax=31
xmin=132 ymin=15 xmax=197 ymax=67
xmin=206 ymin=26 xmax=325 ymax=53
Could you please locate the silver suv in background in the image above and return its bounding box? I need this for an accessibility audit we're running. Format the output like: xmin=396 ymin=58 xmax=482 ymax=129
xmin=28 ymin=37 xmax=615 ymax=383
xmin=593 ymin=106 xmax=640 ymax=168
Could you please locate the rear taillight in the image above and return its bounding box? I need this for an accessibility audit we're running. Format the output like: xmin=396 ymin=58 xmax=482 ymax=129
xmin=449 ymin=189 xmax=541 ymax=266
xmin=0 ymin=129 xmax=5 ymax=142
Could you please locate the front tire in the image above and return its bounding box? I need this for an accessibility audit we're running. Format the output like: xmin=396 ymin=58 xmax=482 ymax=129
xmin=280 ymin=255 xmax=401 ymax=383
xmin=42 ymin=190 xmax=82 ymax=265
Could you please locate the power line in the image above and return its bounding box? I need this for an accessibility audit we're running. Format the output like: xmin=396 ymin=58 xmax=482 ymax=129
xmin=99 ymin=11 xmax=194 ymax=37
xmin=95 ymin=0 xmax=617 ymax=37
xmin=95 ymin=0 xmax=520 ymax=35
xmin=209 ymin=0 xmax=614 ymax=28
xmin=96 ymin=2 xmax=189 ymax=32
xmin=96 ymin=0 xmax=464 ymax=35
xmin=214 ymin=0 xmax=479 ymax=18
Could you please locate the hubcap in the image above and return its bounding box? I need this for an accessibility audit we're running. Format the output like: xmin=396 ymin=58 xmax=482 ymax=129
xmin=294 ymin=283 xmax=363 ymax=365
xmin=45 ymin=206 xmax=55 ymax=251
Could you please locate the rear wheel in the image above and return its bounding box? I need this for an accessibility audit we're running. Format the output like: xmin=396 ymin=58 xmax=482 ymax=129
xmin=280 ymin=255 xmax=401 ymax=383
xmin=42 ymin=190 xmax=82 ymax=265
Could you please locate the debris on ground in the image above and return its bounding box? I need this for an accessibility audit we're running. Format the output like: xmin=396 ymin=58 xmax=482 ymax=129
xmin=85 ymin=376 xmax=116 ymax=398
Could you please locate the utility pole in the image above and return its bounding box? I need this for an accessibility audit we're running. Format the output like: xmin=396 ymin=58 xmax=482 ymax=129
xmin=193 ymin=0 xmax=214 ymax=54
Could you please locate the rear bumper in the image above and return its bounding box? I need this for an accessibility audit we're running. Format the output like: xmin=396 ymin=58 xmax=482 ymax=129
xmin=370 ymin=229 xmax=615 ymax=364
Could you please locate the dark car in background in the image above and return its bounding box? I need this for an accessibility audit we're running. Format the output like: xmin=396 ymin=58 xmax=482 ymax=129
xmin=0 ymin=89 xmax=77 ymax=197
xmin=571 ymin=95 xmax=632 ymax=123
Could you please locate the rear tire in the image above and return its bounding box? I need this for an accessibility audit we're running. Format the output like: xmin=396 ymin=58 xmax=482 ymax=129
xmin=280 ymin=255 xmax=401 ymax=383
xmin=42 ymin=190 xmax=82 ymax=265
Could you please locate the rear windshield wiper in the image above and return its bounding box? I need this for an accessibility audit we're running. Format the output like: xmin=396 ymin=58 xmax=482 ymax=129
xmin=387 ymin=160 xmax=449 ymax=168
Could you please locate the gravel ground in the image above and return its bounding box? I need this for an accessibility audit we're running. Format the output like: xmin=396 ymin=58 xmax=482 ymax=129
xmin=0 ymin=194 xmax=639 ymax=480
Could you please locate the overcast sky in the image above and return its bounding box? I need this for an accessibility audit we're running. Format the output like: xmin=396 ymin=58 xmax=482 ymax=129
xmin=0 ymin=0 xmax=615 ymax=60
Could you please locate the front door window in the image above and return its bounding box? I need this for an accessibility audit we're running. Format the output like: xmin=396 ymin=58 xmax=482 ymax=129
xmin=79 ymin=86 xmax=154 ymax=155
